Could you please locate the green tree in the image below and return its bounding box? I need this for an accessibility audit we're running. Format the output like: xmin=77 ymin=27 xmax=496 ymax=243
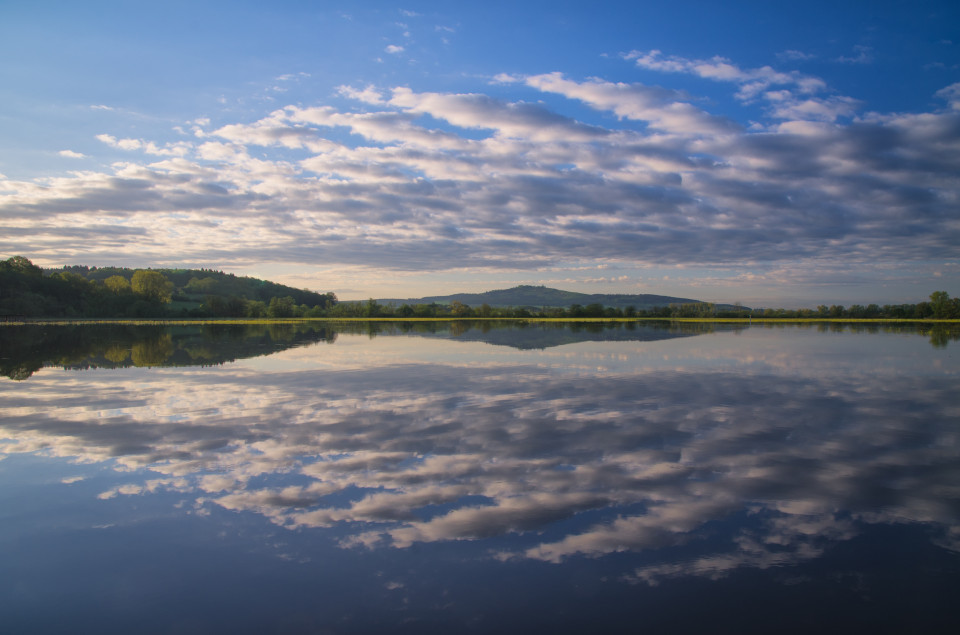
xmin=583 ymin=303 xmax=604 ymax=317
xmin=246 ymin=300 xmax=267 ymax=318
xmin=104 ymin=275 xmax=131 ymax=293
xmin=929 ymin=291 xmax=959 ymax=319
xmin=131 ymin=270 xmax=173 ymax=303
xmin=413 ymin=303 xmax=437 ymax=317
xmin=450 ymin=300 xmax=471 ymax=317
xmin=363 ymin=298 xmax=381 ymax=318
xmin=268 ymin=296 xmax=296 ymax=318
xmin=1 ymin=255 xmax=43 ymax=277
xmin=185 ymin=276 xmax=218 ymax=294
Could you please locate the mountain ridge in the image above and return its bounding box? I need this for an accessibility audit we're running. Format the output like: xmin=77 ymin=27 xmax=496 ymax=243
xmin=377 ymin=285 xmax=739 ymax=310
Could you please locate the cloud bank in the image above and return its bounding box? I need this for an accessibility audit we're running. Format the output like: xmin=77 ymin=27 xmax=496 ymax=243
xmin=1 ymin=52 xmax=957 ymax=298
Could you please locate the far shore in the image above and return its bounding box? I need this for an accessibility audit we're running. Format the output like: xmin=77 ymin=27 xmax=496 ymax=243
xmin=3 ymin=317 xmax=959 ymax=326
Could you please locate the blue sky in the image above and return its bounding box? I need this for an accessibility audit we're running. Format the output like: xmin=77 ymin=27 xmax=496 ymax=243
xmin=1 ymin=1 xmax=958 ymax=306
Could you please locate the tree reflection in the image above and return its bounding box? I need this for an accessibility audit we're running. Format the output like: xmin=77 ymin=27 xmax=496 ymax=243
xmin=0 ymin=321 xmax=712 ymax=379
xmin=131 ymin=334 xmax=174 ymax=366
xmin=927 ymin=325 xmax=959 ymax=348
xmin=103 ymin=344 xmax=130 ymax=363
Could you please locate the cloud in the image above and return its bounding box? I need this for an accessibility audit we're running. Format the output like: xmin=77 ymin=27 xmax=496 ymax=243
xmin=837 ymin=45 xmax=874 ymax=65
xmin=276 ymin=72 xmax=310 ymax=81
xmin=763 ymin=92 xmax=860 ymax=122
xmin=1 ymin=51 xmax=957 ymax=291
xmin=936 ymin=82 xmax=960 ymax=110
xmin=386 ymin=87 xmax=609 ymax=141
xmin=96 ymin=133 xmax=191 ymax=156
xmin=777 ymin=50 xmax=816 ymax=62
xmin=522 ymin=72 xmax=738 ymax=135
xmin=337 ymin=84 xmax=385 ymax=104
xmin=58 ymin=150 xmax=87 ymax=159
xmin=626 ymin=49 xmax=827 ymax=100
xmin=385 ymin=44 xmax=404 ymax=54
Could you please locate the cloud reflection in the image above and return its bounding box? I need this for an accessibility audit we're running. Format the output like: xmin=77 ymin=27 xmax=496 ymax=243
xmin=0 ymin=325 xmax=957 ymax=584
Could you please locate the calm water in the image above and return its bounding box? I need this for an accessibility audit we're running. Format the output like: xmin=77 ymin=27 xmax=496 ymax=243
xmin=1 ymin=321 xmax=958 ymax=634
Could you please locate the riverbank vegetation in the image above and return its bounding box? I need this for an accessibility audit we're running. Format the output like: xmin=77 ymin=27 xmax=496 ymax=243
xmin=2 ymin=256 xmax=957 ymax=321
xmin=323 ymin=295 xmax=960 ymax=320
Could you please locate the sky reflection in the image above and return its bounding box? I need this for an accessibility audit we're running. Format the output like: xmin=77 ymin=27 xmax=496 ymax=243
xmin=1 ymin=323 xmax=958 ymax=594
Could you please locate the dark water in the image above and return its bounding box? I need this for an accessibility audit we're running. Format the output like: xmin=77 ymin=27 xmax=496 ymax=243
xmin=1 ymin=321 xmax=958 ymax=633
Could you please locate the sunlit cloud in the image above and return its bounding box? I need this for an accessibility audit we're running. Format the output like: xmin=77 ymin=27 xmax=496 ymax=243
xmin=1 ymin=51 xmax=957 ymax=301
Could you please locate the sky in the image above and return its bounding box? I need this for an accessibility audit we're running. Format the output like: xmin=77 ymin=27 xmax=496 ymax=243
xmin=1 ymin=1 xmax=958 ymax=306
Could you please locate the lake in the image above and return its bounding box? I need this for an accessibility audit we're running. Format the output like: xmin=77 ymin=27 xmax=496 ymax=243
xmin=1 ymin=321 xmax=958 ymax=633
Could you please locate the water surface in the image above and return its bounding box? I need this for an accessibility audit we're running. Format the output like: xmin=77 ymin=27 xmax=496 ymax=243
xmin=1 ymin=322 xmax=958 ymax=633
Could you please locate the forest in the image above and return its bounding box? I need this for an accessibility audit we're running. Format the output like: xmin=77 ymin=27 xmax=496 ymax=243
xmin=0 ymin=256 xmax=336 ymax=318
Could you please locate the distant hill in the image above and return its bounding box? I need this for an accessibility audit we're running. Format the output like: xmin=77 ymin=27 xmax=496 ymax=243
xmin=378 ymin=285 xmax=738 ymax=311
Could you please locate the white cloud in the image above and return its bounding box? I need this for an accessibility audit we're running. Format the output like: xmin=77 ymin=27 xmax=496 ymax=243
xmin=1 ymin=51 xmax=957 ymax=298
xmin=59 ymin=150 xmax=87 ymax=159
xmin=764 ymin=92 xmax=860 ymax=122
xmin=385 ymin=44 xmax=405 ymax=54
xmin=337 ymin=84 xmax=385 ymax=104
xmin=523 ymin=72 xmax=737 ymax=135
xmin=386 ymin=86 xmax=607 ymax=141
xmin=626 ymin=49 xmax=827 ymax=99
xmin=936 ymin=82 xmax=960 ymax=110
xmin=96 ymin=134 xmax=191 ymax=156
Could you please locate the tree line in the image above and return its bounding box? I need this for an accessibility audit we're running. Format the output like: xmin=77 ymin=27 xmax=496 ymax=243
xmin=322 ymin=293 xmax=960 ymax=320
xmin=0 ymin=256 xmax=336 ymax=318
xmin=2 ymin=256 xmax=956 ymax=320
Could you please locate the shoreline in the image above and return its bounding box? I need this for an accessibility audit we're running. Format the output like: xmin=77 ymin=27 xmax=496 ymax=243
xmin=3 ymin=317 xmax=959 ymax=326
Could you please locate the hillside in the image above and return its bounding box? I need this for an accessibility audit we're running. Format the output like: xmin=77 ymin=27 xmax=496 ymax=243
xmin=379 ymin=285 xmax=736 ymax=311
xmin=0 ymin=256 xmax=335 ymax=318
xmin=56 ymin=264 xmax=334 ymax=307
